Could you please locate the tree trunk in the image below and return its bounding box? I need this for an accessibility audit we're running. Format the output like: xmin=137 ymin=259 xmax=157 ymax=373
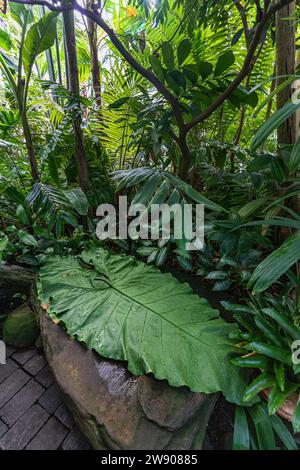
xmin=276 ymin=0 xmax=296 ymax=145
xmin=62 ymin=9 xmax=89 ymax=191
xmin=178 ymin=131 xmax=192 ymax=181
xmin=86 ymin=0 xmax=102 ymax=112
xmin=21 ymin=111 xmax=39 ymax=181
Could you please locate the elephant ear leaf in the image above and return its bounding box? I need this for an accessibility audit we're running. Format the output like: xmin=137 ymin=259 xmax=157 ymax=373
xmin=23 ymin=12 xmax=58 ymax=72
xmin=37 ymin=247 xmax=246 ymax=405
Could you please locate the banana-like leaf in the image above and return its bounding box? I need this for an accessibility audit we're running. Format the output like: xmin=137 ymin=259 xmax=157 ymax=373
xmin=238 ymin=198 xmax=268 ymax=219
xmin=37 ymin=247 xmax=247 ymax=404
xmin=233 ymin=406 xmax=250 ymax=450
xmin=251 ymin=102 xmax=300 ymax=152
xmin=249 ymin=233 xmax=300 ymax=293
xmin=112 ymin=168 xmax=226 ymax=212
xmin=23 ymin=12 xmax=58 ymax=72
xmin=64 ymin=188 xmax=89 ymax=215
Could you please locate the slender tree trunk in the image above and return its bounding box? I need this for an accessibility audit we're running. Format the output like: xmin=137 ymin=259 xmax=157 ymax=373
xmin=86 ymin=0 xmax=102 ymax=112
xmin=275 ymin=1 xmax=298 ymax=241
xmin=62 ymin=8 xmax=89 ymax=191
xmin=276 ymin=0 xmax=296 ymax=145
xmin=178 ymin=131 xmax=192 ymax=180
xmin=21 ymin=111 xmax=39 ymax=181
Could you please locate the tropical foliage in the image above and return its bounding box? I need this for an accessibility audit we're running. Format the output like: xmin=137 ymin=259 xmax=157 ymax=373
xmin=1 ymin=0 xmax=300 ymax=450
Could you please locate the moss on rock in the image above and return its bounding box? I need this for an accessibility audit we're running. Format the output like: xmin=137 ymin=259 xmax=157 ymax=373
xmin=3 ymin=304 xmax=39 ymax=348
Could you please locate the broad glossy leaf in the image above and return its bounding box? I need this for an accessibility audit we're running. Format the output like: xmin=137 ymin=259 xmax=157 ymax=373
xmin=64 ymin=188 xmax=89 ymax=216
xmin=231 ymin=29 xmax=243 ymax=46
xmin=251 ymin=102 xmax=300 ymax=151
xmin=198 ymin=61 xmax=213 ymax=80
xmin=161 ymin=41 xmax=174 ymax=70
xmin=0 ymin=29 xmax=12 ymax=51
xmin=149 ymin=55 xmax=165 ymax=82
xmin=177 ymin=38 xmax=191 ymax=66
xmin=10 ymin=3 xmax=34 ymax=27
xmin=18 ymin=230 xmax=38 ymax=247
xmin=233 ymin=406 xmax=250 ymax=450
xmin=268 ymin=384 xmax=299 ymax=415
xmin=249 ymin=233 xmax=300 ymax=293
xmin=215 ymin=51 xmax=235 ymax=76
xmin=23 ymin=12 xmax=58 ymax=71
xmin=16 ymin=204 xmax=31 ymax=225
xmin=37 ymin=247 xmax=247 ymax=404
xmin=0 ymin=234 xmax=8 ymax=252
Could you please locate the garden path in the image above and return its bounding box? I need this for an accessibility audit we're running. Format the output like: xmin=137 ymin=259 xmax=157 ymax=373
xmin=0 ymin=346 xmax=92 ymax=450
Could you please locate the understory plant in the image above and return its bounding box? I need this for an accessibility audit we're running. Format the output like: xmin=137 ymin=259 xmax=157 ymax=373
xmin=223 ymin=293 xmax=300 ymax=435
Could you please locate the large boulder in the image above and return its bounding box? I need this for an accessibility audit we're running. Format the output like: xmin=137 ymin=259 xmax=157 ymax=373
xmin=3 ymin=304 xmax=39 ymax=348
xmin=35 ymin=301 xmax=217 ymax=450
xmin=0 ymin=264 xmax=34 ymax=312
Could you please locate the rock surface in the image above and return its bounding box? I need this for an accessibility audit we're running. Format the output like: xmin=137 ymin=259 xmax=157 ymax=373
xmin=35 ymin=301 xmax=217 ymax=450
xmin=0 ymin=264 xmax=34 ymax=312
xmin=3 ymin=304 xmax=39 ymax=348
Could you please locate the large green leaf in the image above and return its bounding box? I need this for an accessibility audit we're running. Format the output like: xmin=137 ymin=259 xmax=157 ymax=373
xmin=215 ymin=51 xmax=235 ymax=76
xmin=0 ymin=29 xmax=12 ymax=51
xmin=64 ymin=188 xmax=89 ymax=216
xmin=177 ymin=39 xmax=191 ymax=66
xmin=9 ymin=3 xmax=34 ymax=27
xmin=249 ymin=233 xmax=300 ymax=293
xmin=23 ymin=12 xmax=58 ymax=72
xmin=161 ymin=41 xmax=174 ymax=70
xmin=251 ymin=102 xmax=300 ymax=151
xmin=37 ymin=247 xmax=247 ymax=404
xmin=233 ymin=406 xmax=250 ymax=450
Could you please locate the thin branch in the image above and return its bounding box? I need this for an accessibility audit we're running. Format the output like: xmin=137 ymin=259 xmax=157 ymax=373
xmin=234 ymin=0 xmax=251 ymax=48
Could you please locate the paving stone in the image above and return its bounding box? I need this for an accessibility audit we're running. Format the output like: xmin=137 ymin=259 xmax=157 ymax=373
xmin=0 ymin=358 xmax=18 ymax=384
xmin=0 ymin=369 xmax=30 ymax=408
xmin=62 ymin=427 xmax=91 ymax=450
xmin=23 ymin=353 xmax=46 ymax=376
xmin=0 ymin=404 xmax=49 ymax=450
xmin=0 ymin=420 xmax=8 ymax=438
xmin=38 ymin=383 xmax=62 ymax=413
xmin=26 ymin=417 xmax=68 ymax=450
xmin=0 ymin=379 xmax=44 ymax=426
xmin=6 ymin=346 xmax=16 ymax=358
xmin=35 ymin=365 xmax=54 ymax=388
xmin=55 ymin=403 xmax=74 ymax=429
xmin=12 ymin=348 xmax=36 ymax=365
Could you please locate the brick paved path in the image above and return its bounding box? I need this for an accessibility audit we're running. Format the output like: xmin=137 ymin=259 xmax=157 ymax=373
xmin=0 ymin=346 xmax=92 ymax=450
